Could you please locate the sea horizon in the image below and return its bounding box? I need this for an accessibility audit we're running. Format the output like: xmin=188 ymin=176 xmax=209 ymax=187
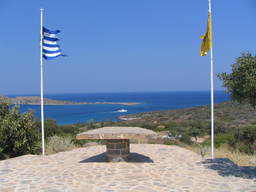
xmin=6 ymin=89 xmax=227 ymax=97
xmin=5 ymin=91 xmax=230 ymax=125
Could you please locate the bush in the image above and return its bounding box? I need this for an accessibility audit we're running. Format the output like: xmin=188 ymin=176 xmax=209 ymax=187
xmin=229 ymin=125 xmax=256 ymax=154
xmin=234 ymin=125 xmax=256 ymax=144
xmin=44 ymin=119 xmax=59 ymax=137
xmin=58 ymin=124 xmax=80 ymax=136
xmin=34 ymin=119 xmax=82 ymax=141
xmin=46 ymin=135 xmax=75 ymax=154
xmin=203 ymin=133 xmax=233 ymax=148
xmin=179 ymin=133 xmax=193 ymax=144
xmin=0 ymin=102 xmax=9 ymax=118
xmin=0 ymin=105 xmax=40 ymax=158
xmin=214 ymin=120 xmax=229 ymax=134
xmin=188 ymin=120 xmax=209 ymax=136
xmin=36 ymin=119 xmax=60 ymax=138
xmin=164 ymin=139 xmax=179 ymax=145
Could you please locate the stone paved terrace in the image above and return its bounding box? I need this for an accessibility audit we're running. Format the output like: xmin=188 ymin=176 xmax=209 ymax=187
xmin=0 ymin=144 xmax=256 ymax=192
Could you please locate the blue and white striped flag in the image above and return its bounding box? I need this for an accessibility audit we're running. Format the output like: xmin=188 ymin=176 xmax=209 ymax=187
xmin=42 ymin=27 xmax=65 ymax=60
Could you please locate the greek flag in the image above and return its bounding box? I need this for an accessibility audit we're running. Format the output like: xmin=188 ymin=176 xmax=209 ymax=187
xmin=42 ymin=27 xmax=64 ymax=60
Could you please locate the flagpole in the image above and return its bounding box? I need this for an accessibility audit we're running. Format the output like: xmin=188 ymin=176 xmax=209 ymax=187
xmin=208 ymin=0 xmax=215 ymax=159
xmin=40 ymin=8 xmax=45 ymax=156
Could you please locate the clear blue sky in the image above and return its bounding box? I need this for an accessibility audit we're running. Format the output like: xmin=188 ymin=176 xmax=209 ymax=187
xmin=1 ymin=0 xmax=256 ymax=94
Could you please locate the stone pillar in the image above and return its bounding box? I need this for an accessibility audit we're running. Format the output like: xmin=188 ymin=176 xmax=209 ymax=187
xmin=106 ymin=139 xmax=130 ymax=162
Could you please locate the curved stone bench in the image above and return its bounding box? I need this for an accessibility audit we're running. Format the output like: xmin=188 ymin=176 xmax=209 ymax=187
xmin=76 ymin=127 xmax=157 ymax=162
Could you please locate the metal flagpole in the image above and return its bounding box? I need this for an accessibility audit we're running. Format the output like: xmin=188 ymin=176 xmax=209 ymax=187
xmin=208 ymin=0 xmax=214 ymax=159
xmin=40 ymin=8 xmax=45 ymax=156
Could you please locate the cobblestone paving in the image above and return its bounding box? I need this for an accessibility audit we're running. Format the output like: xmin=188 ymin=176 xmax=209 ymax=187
xmin=0 ymin=144 xmax=255 ymax=192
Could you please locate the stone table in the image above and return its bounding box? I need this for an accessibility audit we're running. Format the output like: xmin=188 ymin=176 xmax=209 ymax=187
xmin=76 ymin=126 xmax=157 ymax=162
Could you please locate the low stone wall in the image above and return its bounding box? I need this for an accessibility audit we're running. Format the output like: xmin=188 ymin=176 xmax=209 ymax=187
xmin=106 ymin=139 xmax=130 ymax=162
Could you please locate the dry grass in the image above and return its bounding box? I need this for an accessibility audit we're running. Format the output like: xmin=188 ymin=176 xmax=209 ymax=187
xmin=188 ymin=144 xmax=256 ymax=166
xmin=214 ymin=145 xmax=256 ymax=166
xmin=46 ymin=135 xmax=76 ymax=155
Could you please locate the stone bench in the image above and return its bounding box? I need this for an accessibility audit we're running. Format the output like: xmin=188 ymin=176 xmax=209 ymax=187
xmin=76 ymin=127 xmax=157 ymax=162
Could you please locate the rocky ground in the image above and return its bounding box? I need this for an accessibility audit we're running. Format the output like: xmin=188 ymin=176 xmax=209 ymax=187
xmin=0 ymin=144 xmax=255 ymax=192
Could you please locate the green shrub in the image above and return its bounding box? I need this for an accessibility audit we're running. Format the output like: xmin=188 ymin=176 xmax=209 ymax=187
xmin=58 ymin=124 xmax=80 ymax=136
xmin=34 ymin=119 xmax=82 ymax=141
xmin=166 ymin=121 xmax=178 ymax=128
xmin=164 ymin=140 xmax=179 ymax=145
xmin=234 ymin=125 xmax=256 ymax=144
xmin=46 ymin=135 xmax=75 ymax=154
xmin=214 ymin=120 xmax=229 ymax=134
xmin=0 ymin=102 xmax=9 ymax=118
xmin=229 ymin=125 xmax=256 ymax=154
xmin=34 ymin=119 xmax=59 ymax=139
xmin=0 ymin=105 xmax=40 ymax=158
xmin=179 ymin=133 xmax=192 ymax=144
xmin=209 ymin=133 xmax=234 ymax=148
xmin=189 ymin=128 xmax=201 ymax=141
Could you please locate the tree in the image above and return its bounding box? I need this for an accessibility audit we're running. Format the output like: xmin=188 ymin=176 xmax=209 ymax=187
xmin=218 ymin=52 xmax=256 ymax=107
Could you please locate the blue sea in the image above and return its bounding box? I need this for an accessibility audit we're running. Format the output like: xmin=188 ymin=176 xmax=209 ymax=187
xmin=8 ymin=91 xmax=229 ymax=125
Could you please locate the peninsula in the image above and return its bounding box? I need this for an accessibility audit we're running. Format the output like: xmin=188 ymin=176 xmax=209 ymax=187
xmin=0 ymin=96 xmax=141 ymax=106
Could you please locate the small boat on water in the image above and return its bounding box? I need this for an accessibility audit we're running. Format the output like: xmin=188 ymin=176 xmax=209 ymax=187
xmin=116 ymin=109 xmax=128 ymax=113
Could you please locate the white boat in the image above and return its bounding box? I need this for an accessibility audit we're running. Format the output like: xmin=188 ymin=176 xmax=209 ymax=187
xmin=117 ymin=109 xmax=128 ymax=113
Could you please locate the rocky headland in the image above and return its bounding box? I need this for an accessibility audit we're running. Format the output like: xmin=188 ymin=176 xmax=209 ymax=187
xmin=0 ymin=96 xmax=141 ymax=106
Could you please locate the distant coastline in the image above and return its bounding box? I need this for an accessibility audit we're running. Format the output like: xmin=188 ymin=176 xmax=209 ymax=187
xmin=4 ymin=92 xmax=229 ymax=125
xmin=0 ymin=96 xmax=141 ymax=106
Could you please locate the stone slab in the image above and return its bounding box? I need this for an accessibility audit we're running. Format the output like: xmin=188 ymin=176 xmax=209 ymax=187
xmin=76 ymin=127 xmax=157 ymax=140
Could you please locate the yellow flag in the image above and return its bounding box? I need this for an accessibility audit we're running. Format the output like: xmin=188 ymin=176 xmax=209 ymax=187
xmin=200 ymin=12 xmax=212 ymax=56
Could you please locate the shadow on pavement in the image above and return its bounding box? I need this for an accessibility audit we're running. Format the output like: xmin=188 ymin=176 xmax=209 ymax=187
xmin=201 ymin=158 xmax=256 ymax=179
xmin=79 ymin=152 xmax=154 ymax=163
